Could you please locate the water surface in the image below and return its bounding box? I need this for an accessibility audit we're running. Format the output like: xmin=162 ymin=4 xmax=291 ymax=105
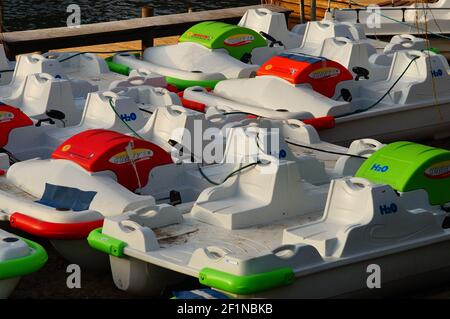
xmin=2 ymin=0 xmax=260 ymax=31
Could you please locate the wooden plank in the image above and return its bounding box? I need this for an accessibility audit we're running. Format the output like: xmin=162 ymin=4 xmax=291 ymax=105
xmin=1 ymin=5 xmax=292 ymax=58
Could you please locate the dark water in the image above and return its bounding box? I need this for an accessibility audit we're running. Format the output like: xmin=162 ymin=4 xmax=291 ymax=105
xmin=2 ymin=0 xmax=260 ymax=32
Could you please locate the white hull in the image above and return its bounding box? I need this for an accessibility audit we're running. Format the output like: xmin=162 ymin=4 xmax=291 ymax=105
xmin=0 ymin=277 xmax=21 ymax=299
xmin=320 ymin=101 xmax=450 ymax=145
xmin=107 ymin=234 xmax=450 ymax=298
xmin=51 ymin=240 xmax=109 ymax=270
xmin=242 ymin=239 xmax=450 ymax=298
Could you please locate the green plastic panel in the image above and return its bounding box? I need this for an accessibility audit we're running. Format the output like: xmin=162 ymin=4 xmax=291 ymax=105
xmin=355 ymin=141 xmax=450 ymax=205
xmin=166 ymin=76 xmax=220 ymax=90
xmin=179 ymin=21 xmax=267 ymax=60
xmin=199 ymin=267 xmax=294 ymax=295
xmin=87 ymin=228 xmax=126 ymax=257
xmin=0 ymin=237 xmax=48 ymax=280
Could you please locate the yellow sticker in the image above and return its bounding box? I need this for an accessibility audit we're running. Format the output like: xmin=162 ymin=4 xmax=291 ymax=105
xmin=62 ymin=144 xmax=71 ymax=152
xmin=223 ymin=34 xmax=254 ymax=47
xmin=308 ymin=67 xmax=340 ymax=80
xmin=265 ymin=64 xmax=272 ymax=70
xmin=109 ymin=148 xmax=153 ymax=165
xmin=186 ymin=32 xmax=211 ymax=41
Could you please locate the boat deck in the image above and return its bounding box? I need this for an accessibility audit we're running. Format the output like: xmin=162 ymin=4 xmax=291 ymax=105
xmin=0 ymin=175 xmax=36 ymax=201
xmin=128 ymin=210 xmax=322 ymax=273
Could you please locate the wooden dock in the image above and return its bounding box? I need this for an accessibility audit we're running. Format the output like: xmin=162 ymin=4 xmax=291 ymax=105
xmin=0 ymin=4 xmax=292 ymax=60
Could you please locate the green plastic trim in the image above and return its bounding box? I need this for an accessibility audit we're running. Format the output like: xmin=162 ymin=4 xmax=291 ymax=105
xmin=0 ymin=237 xmax=48 ymax=280
xmin=199 ymin=267 xmax=295 ymax=295
xmin=87 ymin=228 xmax=126 ymax=257
xmin=179 ymin=21 xmax=267 ymax=60
xmin=166 ymin=76 xmax=221 ymax=90
xmin=426 ymin=47 xmax=440 ymax=54
xmin=105 ymin=57 xmax=131 ymax=76
xmin=355 ymin=141 xmax=450 ymax=205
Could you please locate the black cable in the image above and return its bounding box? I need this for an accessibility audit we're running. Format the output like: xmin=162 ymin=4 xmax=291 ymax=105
xmin=0 ymin=50 xmax=142 ymax=73
xmin=285 ymin=140 xmax=368 ymax=159
xmin=57 ymin=50 xmax=142 ymax=63
xmin=337 ymin=56 xmax=420 ymax=118
xmin=139 ymin=107 xmax=153 ymax=115
xmin=0 ymin=148 xmax=20 ymax=164
xmin=57 ymin=118 xmax=66 ymax=128
xmin=197 ymin=161 xmax=261 ymax=186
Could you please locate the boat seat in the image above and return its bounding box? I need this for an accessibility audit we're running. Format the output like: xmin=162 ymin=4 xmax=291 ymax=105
xmin=383 ymin=34 xmax=427 ymax=55
xmin=192 ymin=154 xmax=327 ymax=230
xmin=5 ymin=73 xmax=88 ymax=127
xmin=291 ymin=21 xmax=364 ymax=56
xmin=238 ymin=8 xmax=301 ymax=49
xmin=284 ymin=150 xmax=448 ymax=258
xmin=283 ymin=177 xmax=372 ymax=257
xmin=112 ymin=85 xmax=180 ymax=111
xmin=80 ymin=91 xmax=148 ymax=133
xmin=359 ymin=50 xmax=450 ymax=105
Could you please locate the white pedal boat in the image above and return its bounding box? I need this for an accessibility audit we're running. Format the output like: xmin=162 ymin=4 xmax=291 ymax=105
xmin=0 ymin=76 xmax=182 ymax=161
xmin=0 ymin=54 xmax=160 ymax=130
xmin=290 ymin=20 xmax=427 ymax=82
xmin=184 ymin=49 xmax=450 ymax=145
xmin=0 ymin=119 xmax=380 ymax=268
xmin=0 ymin=54 xmax=101 ymax=127
xmin=89 ymin=141 xmax=450 ymax=298
xmin=111 ymin=9 xmax=302 ymax=90
xmin=325 ymin=0 xmax=450 ymax=36
xmin=0 ymin=229 xmax=47 ymax=298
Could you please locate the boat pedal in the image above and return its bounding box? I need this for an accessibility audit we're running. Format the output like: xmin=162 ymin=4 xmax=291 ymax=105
xmin=442 ymin=215 xmax=450 ymax=229
xmin=170 ymin=190 xmax=182 ymax=206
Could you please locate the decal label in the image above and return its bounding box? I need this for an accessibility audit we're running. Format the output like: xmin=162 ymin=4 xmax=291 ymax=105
xmin=185 ymin=32 xmax=211 ymax=41
xmin=431 ymin=69 xmax=443 ymax=78
xmin=370 ymin=163 xmax=389 ymax=173
xmin=223 ymin=34 xmax=254 ymax=47
xmin=120 ymin=112 xmax=137 ymax=122
xmin=109 ymin=148 xmax=153 ymax=165
xmin=424 ymin=160 xmax=450 ymax=179
xmin=379 ymin=203 xmax=398 ymax=215
xmin=308 ymin=67 xmax=340 ymax=80
xmin=0 ymin=111 xmax=14 ymax=124
xmin=62 ymin=144 xmax=72 ymax=152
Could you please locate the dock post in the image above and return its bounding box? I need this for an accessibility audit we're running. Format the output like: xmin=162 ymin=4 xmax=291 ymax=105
xmin=0 ymin=0 xmax=3 ymax=32
xmin=141 ymin=5 xmax=154 ymax=51
xmin=299 ymin=0 xmax=305 ymax=24
xmin=186 ymin=1 xmax=193 ymax=13
xmin=311 ymin=0 xmax=317 ymax=21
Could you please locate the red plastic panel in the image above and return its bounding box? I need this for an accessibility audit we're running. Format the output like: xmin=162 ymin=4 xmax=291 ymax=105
xmin=257 ymin=53 xmax=353 ymax=97
xmin=177 ymin=92 xmax=206 ymax=113
xmin=303 ymin=116 xmax=336 ymax=131
xmin=10 ymin=212 xmax=103 ymax=239
xmin=0 ymin=105 xmax=33 ymax=148
xmin=52 ymin=129 xmax=173 ymax=191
